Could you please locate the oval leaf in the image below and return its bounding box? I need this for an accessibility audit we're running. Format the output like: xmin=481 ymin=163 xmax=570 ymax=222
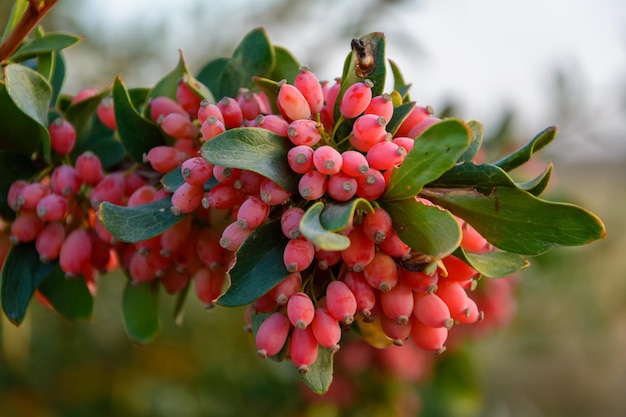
xmin=453 ymin=247 xmax=530 ymax=278
xmin=319 ymin=198 xmax=373 ymax=232
xmin=36 ymin=264 xmax=93 ymax=321
xmin=112 ymin=76 xmax=166 ymax=163
xmin=199 ymin=127 xmax=298 ymax=193
xmin=423 ymin=187 xmax=607 ymax=256
xmin=122 ymin=281 xmax=160 ymax=344
xmin=196 ymin=57 xmax=229 ymax=99
xmin=383 ymin=118 xmax=471 ymax=201
xmin=300 ymin=202 xmax=351 ymax=251
xmin=298 ymin=347 xmax=335 ymax=395
xmin=98 ymin=197 xmax=185 ymax=243
xmin=218 ymin=219 xmax=289 ymax=307
xmin=269 ymin=46 xmax=301 ymax=83
xmin=11 ymin=33 xmax=81 ymax=61
xmin=380 ymin=198 xmax=462 ymax=259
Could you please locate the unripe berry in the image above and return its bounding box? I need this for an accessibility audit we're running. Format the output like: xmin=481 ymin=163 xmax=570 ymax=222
xmin=339 ymin=79 xmax=373 ymax=119
xmin=50 ymin=165 xmax=80 ymax=198
xmin=217 ymin=97 xmax=244 ymax=128
xmin=59 ymin=229 xmax=92 ymax=277
xmin=290 ymin=326 xmax=319 ymax=373
xmin=325 ymin=280 xmax=357 ymax=324
xmin=149 ymin=96 xmax=188 ymax=123
xmin=311 ymin=307 xmax=341 ymax=349
xmin=294 ymin=66 xmax=324 ymax=114
xmin=281 ymin=207 xmax=305 ymax=239
xmin=256 ymin=312 xmax=291 ymax=358
xmin=298 ymin=170 xmax=327 ymax=200
xmin=200 ymin=116 xmax=226 ymax=141
xmin=413 ymin=293 xmax=453 ymax=329
xmin=253 ymin=114 xmax=289 ymax=136
xmin=159 ymin=112 xmax=199 ymax=141
xmin=313 ymin=145 xmax=343 ymax=175
xmin=341 ymin=225 xmax=375 ymax=272
xmin=366 ymin=141 xmax=406 ymax=171
xmin=341 ymin=150 xmax=370 ymax=177
xmin=97 ymin=97 xmax=117 ymax=130
xmin=259 ymin=178 xmax=291 ymax=206
xmin=36 ymin=193 xmax=69 ymax=222
xmin=143 ymin=146 xmax=188 ymax=174
xmin=287 ymin=119 xmax=322 ymax=147
xmin=363 ymin=251 xmax=399 ymax=292
xmin=287 ymin=292 xmax=315 ymax=329
xmin=283 ymin=238 xmax=315 ymax=273
xmin=287 ymin=145 xmax=315 ymax=174
xmin=49 ymin=118 xmax=76 ymax=156
xmin=277 ymin=80 xmax=311 ymax=121
xmin=36 ymin=222 xmax=65 ymax=262
xmin=327 ymin=172 xmax=357 ymax=202
xmin=270 ymin=271 xmax=302 ymax=305
xmin=342 ymin=270 xmax=376 ymax=318
xmin=237 ymin=196 xmax=269 ymax=229
xmin=181 ymin=156 xmax=213 ymax=186
xmin=364 ymin=93 xmax=394 ymax=121
xmin=410 ymin=318 xmax=448 ymax=353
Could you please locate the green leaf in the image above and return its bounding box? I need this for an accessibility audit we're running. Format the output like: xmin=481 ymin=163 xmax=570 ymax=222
xmin=145 ymin=50 xmax=190 ymax=104
xmin=65 ymin=88 xmax=110 ymax=143
xmin=196 ymin=57 xmax=229 ymax=99
xmin=48 ymin=50 xmax=65 ymax=107
xmin=112 ymin=76 xmax=166 ymax=163
xmin=492 ymin=125 xmax=557 ymax=172
xmin=459 ymin=120 xmax=484 ymax=163
xmin=218 ymin=219 xmax=289 ymax=307
xmin=423 ymin=187 xmax=607 ymax=256
xmin=36 ymin=264 xmax=93 ymax=321
xmin=319 ymin=198 xmax=373 ymax=232
xmin=269 ymin=46 xmax=301 ymax=83
xmin=161 ymin=168 xmax=186 ymax=193
xmin=389 ymin=58 xmax=411 ymax=101
xmin=427 ymin=162 xmax=517 ymax=189
xmin=1 ymin=243 xmax=52 ymax=325
xmin=122 ymin=280 xmax=160 ymax=344
xmin=217 ymin=28 xmax=275 ymax=98
xmin=383 ymin=118 xmax=472 ymax=201
xmin=386 ymin=101 xmax=415 ymax=136
xmin=98 ymin=197 xmax=185 ymax=243
xmin=199 ymin=127 xmax=298 ymax=193
xmin=11 ymin=33 xmax=81 ymax=61
xmin=298 ymin=347 xmax=335 ymax=395
xmin=252 ymin=76 xmax=280 ymax=114
xmin=300 ymin=202 xmax=351 ymax=251
xmin=0 ymin=150 xmax=38 ymax=220
xmin=518 ymin=163 xmax=553 ymax=196
xmin=1 ymin=0 xmax=28 ymax=41
xmin=380 ymin=198 xmax=461 ymax=259
xmin=2 ymin=63 xmax=52 ymax=158
xmin=453 ymin=247 xmax=529 ymax=278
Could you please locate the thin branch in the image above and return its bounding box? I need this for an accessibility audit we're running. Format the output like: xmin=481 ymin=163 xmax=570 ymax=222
xmin=0 ymin=0 xmax=58 ymax=63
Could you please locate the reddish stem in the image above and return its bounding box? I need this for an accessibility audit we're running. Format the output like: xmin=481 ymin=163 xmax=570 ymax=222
xmin=0 ymin=0 xmax=59 ymax=63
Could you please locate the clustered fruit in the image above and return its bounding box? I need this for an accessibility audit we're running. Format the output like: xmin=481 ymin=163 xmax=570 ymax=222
xmin=2 ymin=64 xmax=510 ymax=375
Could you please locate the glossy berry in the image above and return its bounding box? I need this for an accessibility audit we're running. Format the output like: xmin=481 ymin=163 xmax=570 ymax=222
xmin=159 ymin=214 xmax=192 ymax=256
xmin=363 ymin=251 xmax=399 ymax=292
xmin=97 ymin=97 xmax=117 ymax=130
xmin=287 ymin=119 xmax=322 ymax=147
xmin=283 ymin=238 xmax=315 ymax=273
xmin=36 ymin=193 xmax=69 ymax=222
xmin=339 ymin=79 xmax=373 ymax=118
xmin=325 ymin=280 xmax=357 ymax=324
xmin=341 ymin=150 xmax=369 ymax=177
xmin=75 ymin=151 xmax=104 ymax=185
xmin=149 ymin=96 xmax=188 ymax=123
xmin=311 ymin=307 xmax=341 ymax=349
xmin=259 ymin=178 xmax=291 ymax=206
xmin=281 ymin=207 xmax=305 ymax=239
xmin=413 ymin=292 xmax=453 ymax=329
xmin=49 ymin=166 xmax=78 ymax=198
xmin=350 ymin=114 xmax=387 ymax=152
xmin=237 ymin=196 xmax=269 ymax=229
xmin=143 ymin=146 xmax=188 ymax=174
xmin=287 ymin=292 xmax=315 ymax=329
xmin=313 ymin=145 xmax=343 ymax=175
xmin=217 ymin=96 xmax=244 ymax=128
xmin=181 ymin=156 xmax=213 ymax=186
xmin=233 ymin=170 xmax=265 ymax=195
xmin=355 ymin=168 xmax=386 ymax=200
xmin=341 ymin=225 xmax=376 ymax=272
xmin=256 ymin=312 xmax=291 ymax=358
xmin=49 ymin=118 xmax=76 ymax=156
xmin=127 ymin=185 xmax=157 ymax=207
xmin=59 ymin=229 xmax=92 ymax=276
xmin=270 ymin=271 xmax=302 ymax=305
xmin=378 ymin=229 xmax=411 ymax=259
xmin=294 ymin=66 xmax=324 ymax=114
xmin=298 ymin=170 xmax=327 ymax=200
xmin=324 ymin=78 xmax=341 ymax=124
xmin=327 ymin=172 xmax=357 ymax=202
xmin=435 ymin=280 xmax=470 ymax=319
xmin=410 ymin=318 xmax=448 ymax=353
xmin=196 ymin=228 xmax=225 ymax=270
xmin=159 ymin=112 xmax=199 ymax=141
xmin=287 ymin=145 xmax=315 ymax=174
xmin=366 ymin=141 xmax=406 ymax=171
xmin=36 ymin=222 xmax=65 ymax=262
xmin=453 ymin=297 xmax=481 ymax=324
xmin=362 ymin=207 xmax=393 ymax=243
xmin=380 ymin=283 xmax=414 ymax=325
xmin=277 ymin=80 xmax=311 ymax=121
xmin=290 ymin=326 xmax=318 ymax=373
xmin=342 ymin=270 xmax=376 ymax=318
xmin=400 ymin=268 xmax=439 ymax=294
xmin=364 ymin=93 xmax=393 ymax=121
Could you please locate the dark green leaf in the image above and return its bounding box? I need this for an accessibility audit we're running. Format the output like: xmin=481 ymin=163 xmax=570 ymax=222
xmin=11 ymin=33 xmax=81 ymax=61
xmin=269 ymin=46 xmax=301 ymax=83
xmin=389 ymin=58 xmax=411 ymax=101
xmin=0 ymin=150 xmax=38 ymax=220
xmin=112 ymin=76 xmax=165 ymax=163
xmin=200 ymin=127 xmax=298 ymax=193
xmin=300 ymin=202 xmax=351 ymax=251
xmin=36 ymin=264 xmax=93 ymax=321
xmin=161 ymin=168 xmax=185 ymax=193
xmin=492 ymin=125 xmax=557 ymax=172
xmin=423 ymin=187 xmax=607 ymax=256
xmin=319 ymin=198 xmax=373 ymax=232
xmin=427 ymin=162 xmax=517 ymax=189
xmin=1 ymin=243 xmax=52 ymax=325
xmin=453 ymin=247 xmax=529 ymax=278
xmin=386 ymin=101 xmax=415 ymax=136
xmin=381 ymin=198 xmax=461 ymax=259
xmin=98 ymin=197 xmax=185 ymax=243
xmin=35 ymin=51 xmax=53 ymax=80
xmin=196 ymin=57 xmax=229 ymax=99
xmin=518 ymin=163 xmax=553 ymax=196
xmin=383 ymin=118 xmax=471 ymax=201
xmin=218 ymin=219 xmax=289 ymax=307
xmin=298 ymin=347 xmax=335 ymax=395
xmin=458 ymin=120 xmax=483 ymax=163
xmin=65 ymin=88 xmax=110 ymax=143
xmin=252 ymin=76 xmax=280 ymax=114
xmin=217 ymin=28 xmax=275 ymax=98
xmin=48 ymin=50 xmax=65 ymax=107
xmin=122 ymin=280 xmax=160 ymax=344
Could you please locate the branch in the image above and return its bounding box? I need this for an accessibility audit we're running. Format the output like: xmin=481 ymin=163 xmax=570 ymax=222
xmin=0 ymin=0 xmax=59 ymax=63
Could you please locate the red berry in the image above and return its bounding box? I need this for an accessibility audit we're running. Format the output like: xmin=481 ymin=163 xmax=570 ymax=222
xmin=380 ymin=283 xmax=414 ymax=325
xmin=253 ymin=114 xmax=289 ymax=136
xmin=342 ymin=270 xmax=377 ymax=318
xmin=407 ymin=117 xmax=441 ymax=138
xmin=287 ymin=145 xmax=315 ymax=174
xmin=233 ymin=170 xmax=265 ymax=195
xmin=400 ymin=268 xmax=439 ymax=294
xmin=219 ymin=221 xmax=251 ymax=251
xmin=36 ymin=193 xmax=69 ymax=222
xmin=281 ymin=207 xmax=305 ymax=239
xmin=197 ymin=101 xmax=224 ymax=125
xmin=237 ymin=89 xmax=262 ymax=121
xmin=311 ymin=307 xmax=341 ymax=349
xmin=298 ymin=170 xmax=327 ymax=200
xmin=325 ymin=280 xmax=357 ymax=324
xmin=200 ymin=116 xmax=226 ymax=141
xmin=290 ymin=326 xmax=319 ymax=373
xmin=90 ymin=172 xmax=126 ymax=208
xmin=362 ymin=207 xmax=393 ymax=243
xmin=127 ymin=185 xmax=157 ymax=207
xmin=236 ymin=196 xmax=269 ymax=229
xmin=149 ymin=96 xmax=188 ymax=123
xmin=324 ymin=79 xmax=341 ymax=124
xmin=75 ymin=151 xmax=104 ymax=185
xmin=143 ymin=146 xmax=188 ymax=174
xmin=171 ymin=183 xmax=204 ymax=215
xmin=453 ymin=297 xmax=481 ymax=324
xmin=339 ymin=80 xmax=373 ymax=119
xmin=159 ymin=215 xmax=192 ymax=257
xmin=355 ymin=168 xmax=386 ymax=200
xmin=315 ymin=248 xmax=342 ymax=270
xmin=212 ymin=165 xmax=240 ymax=184
xmin=49 ymin=118 xmax=76 ymax=156
xmin=410 ymin=318 xmax=448 ymax=353
xmin=287 ymin=292 xmax=315 ymax=329
xmin=413 ymin=292 xmax=453 ymax=329
xmin=128 ymin=251 xmax=157 ymax=284
xmin=364 ymin=93 xmax=393 ymax=121
xmin=71 ymin=88 xmax=98 ymax=104
xmin=97 ymin=97 xmax=117 ymax=130
xmin=327 ymin=172 xmax=357 ymax=202
xmin=435 ymin=280 xmax=470 ymax=319
xmin=340 ymin=150 xmax=369 ymax=177
xmin=7 ymin=180 xmax=28 ymax=211
xmin=363 ymin=251 xmax=399 ymax=292
xmin=270 ymin=271 xmax=302 ymax=305
xmin=313 ymin=145 xmax=343 ymax=175
xmin=159 ymin=112 xmax=199 ymax=141
xmin=350 ymin=114 xmax=387 ymax=152
xmin=36 ymin=222 xmax=65 ymax=262
xmin=341 ymin=225 xmax=375 ymax=272
xmin=181 ymin=157 xmax=213 ymax=186
xmin=161 ymin=266 xmax=190 ymax=295
xmin=196 ymin=227 xmax=225 ymax=270
xmin=380 ymin=312 xmax=412 ymax=345
xmin=441 ymin=255 xmax=479 ymax=284
xmin=287 ymin=119 xmax=322 ymax=147
xmin=50 ymin=165 xmax=80 ymax=198
xmin=256 ymin=312 xmax=291 ymax=358
xmin=392 ymin=136 xmax=414 ymax=154
xmin=277 ymin=80 xmax=311 ymax=122
xmin=366 ymin=141 xmax=406 ymax=171
xmin=259 ymin=178 xmax=291 ymax=206
xmin=175 ymin=81 xmax=202 ymax=118
xmin=217 ymin=97 xmax=244 ymax=128
xmin=395 ymin=105 xmax=432 ymax=138
xmin=10 ymin=210 xmax=44 ymax=244
xmin=203 ymin=183 xmax=244 ymax=210
xmin=18 ymin=182 xmax=49 ymax=210
xmin=59 ymin=229 xmax=92 ymax=277
xmin=283 ymin=238 xmax=315 ymax=273
xmin=294 ymin=66 xmax=324 ymax=114
xmin=378 ymin=229 xmax=411 ymax=259
xmin=194 ymin=267 xmax=225 ymax=307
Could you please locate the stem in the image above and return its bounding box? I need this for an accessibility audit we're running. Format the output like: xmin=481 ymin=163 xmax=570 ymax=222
xmin=0 ymin=0 xmax=58 ymax=63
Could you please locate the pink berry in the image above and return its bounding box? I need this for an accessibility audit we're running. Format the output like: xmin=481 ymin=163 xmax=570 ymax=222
xmin=380 ymin=283 xmax=414 ymax=325
xmin=175 ymin=81 xmax=202 ymax=118
xmin=197 ymin=101 xmax=224 ymax=124
xmin=256 ymin=312 xmax=291 ymax=358
xmin=10 ymin=210 xmax=44 ymax=244
xmin=363 ymin=251 xmax=399 ymax=292
xmin=203 ymin=183 xmax=244 ymax=210
xmin=127 ymin=185 xmax=157 ymax=207
xmin=364 ymin=93 xmax=393 ymax=121
xmin=259 ymin=178 xmax=291 ymax=206
xmin=36 ymin=194 xmax=69 ymax=222
xmin=159 ymin=112 xmax=199 ymax=141
xmin=340 ymin=150 xmax=369 ymax=177
xmin=200 ymin=116 xmax=226 ymax=142
xmin=50 ymin=165 xmax=80 ymax=198
xmin=327 ymin=172 xmax=357 ymax=202
xmin=413 ymin=293 xmax=453 ymax=329
xmin=325 ymin=280 xmax=357 ymax=324
xmin=149 ymin=96 xmax=188 ymax=123
xmin=17 ymin=182 xmax=49 ymax=210
xmin=410 ymin=318 xmax=448 ymax=353
xmin=49 ymin=118 xmax=76 ymax=156
xmin=181 ymin=157 xmax=214 ymax=186
xmin=350 ymin=114 xmax=387 ymax=152
xmin=71 ymin=88 xmax=98 ymax=104
xmin=311 ymin=307 xmax=341 ymax=349
xmin=323 ymin=78 xmax=341 ymax=124
xmin=366 ymin=141 xmax=406 ymax=171
xmin=280 ymin=207 xmax=305 ymax=239
xmin=59 ymin=229 xmax=92 ymax=277
xmin=7 ymin=180 xmax=28 ymax=211
xmin=194 ymin=267 xmax=226 ymax=305
xmin=219 ymin=221 xmax=251 ymax=251
xmin=236 ymin=196 xmax=269 ymax=229
xmin=277 ymin=80 xmax=311 ymax=122
xmin=362 ymin=206 xmax=393 ymax=243
xmin=270 ymin=271 xmax=302 ymax=305
xmin=212 ymin=165 xmax=240 ymax=185
xmin=90 ymin=172 xmax=126 ymax=208
xmin=36 ymin=222 xmax=65 ymax=263
xmin=171 ymin=182 xmax=204 ymax=215
xmin=407 ymin=117 xmax=441 ymax=138
xmin=233 ymin=170 xmax=265 ymax=195
xmin=97 ymin=97 xmax=117 ymax=130
xmin=196 ymin=228 xmax=225 ymax=270
xmin=339 ymin=79 xmax=373 ymax=118
xmin=355 ymin=168 xmax=386 ymax=200
xmin=379 ymin=229 xmax=411 ymax=259
xmin=159 ymin=215 xmax=192 ymax=256
xmin=298 ymin=170 xmax=327 ymax=200
xmin=253 ymin=114 xmax=289 ymax=136
xmin=283 ymin=238 xmax=315 ymax=273
xmin=340 ymin=225 xmax=375 ymax=272
xmin=287 ymin=292 xmax=315 ymax=329
xmin=143 ymin=146 xmax=188 ymax=174
xmin=75 ymin=151 xmax=104 ymax=185
xmin=294 ymin=66 xmax=324 ymax=114
xmin=237 ymin=89 xmax=262 ymax=121
xmin=313 ymin=145 xmax=343 ymax=175
xmin=395 ymin=105 xmax=432 ymax=138
xmin=287 ymin=119 xmax=322 ymax=147
xmin=342 ymin=270 xmax=376 ymax=318
xmin=287 ymin=144 xmax=315 ymax=174
xmin=290 ymin=326 xmax=319 ymax=373
xmin=217 ymin=97 xmax=244 ymax=128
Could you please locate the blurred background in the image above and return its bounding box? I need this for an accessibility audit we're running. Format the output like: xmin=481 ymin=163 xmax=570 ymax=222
xmin=1 ymin=0 xmax=625 ymax=416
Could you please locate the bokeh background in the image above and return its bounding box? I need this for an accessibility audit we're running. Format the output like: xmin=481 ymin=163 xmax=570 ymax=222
xmin=1 ymin=0 xmax=625 ymax=416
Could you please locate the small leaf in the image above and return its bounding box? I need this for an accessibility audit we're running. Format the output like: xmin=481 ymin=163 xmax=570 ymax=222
xmin=381 ymin=198 xmax=462 ymax=259
xmin=453 ymin=247 xmax=529 ymax=278
xmin=298 ymin=347 xmax=335 ymax=395
xmin=423 ymin=187 xmax=607 ymax=256
xmin=196 ymin=57 xmax=229 ymax=99
xmin=383 ymin=118 xmax=472 ymax=201
xmin=300 ymin=202 xmax=351 ymax=251
xmin=218 ymin=219 xmax=289 ymax=307
xmin=518 ymin=163 xmax=553 ymax=196
xmin=252 ymin=76 xmax=280 ymax=114
xmin=492 ymin=125 xmax=557 ymax=172
xmin=269 ymin=46 xmax=301 ymax=83
xmin=112 ymin=76 xmax=166 ymax=163
xmin=386 ymin=101 xmax=415 ymax=136
xmin=48 ymin=50 xmax=65 ymax=107
xmin=98 ymin=197 xmax=185 ymax=243
xmin=217 ymin=28 xmax=275 ymax=98
xmin=1 ymin=243 xmax=52 ymax=325
xmin=122 ymin=280 xmax=160 ymax=344
xmin=11 ymin=33 xmax=81 ymax=61
xmin=200 ymin=127 xmax=298 ymax=193
xmin=427 ymin=162 xmax=518 ymax=189
xmin=1 ymin=0 xmax=28 ymax=41
xmin=355 ymin=314 xmax=394 ymax=349
xmin=458 ymin=120 xmax=484 ymax=163
xmin=319 ymin=198 xmax=373 ymax=232
xmin=389 ymin=58 xmax=411 ymax=101
xmin=36 ymin=264 xmax=93 ymax=321
xmin=161 ymin=168 xmax=186 ymax=193
xmin=145 ymin=50 xmax=190 ymax=104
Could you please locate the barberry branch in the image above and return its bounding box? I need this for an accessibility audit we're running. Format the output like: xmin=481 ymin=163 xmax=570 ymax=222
xmin=0 ymin=0 xmax=58 ymax=63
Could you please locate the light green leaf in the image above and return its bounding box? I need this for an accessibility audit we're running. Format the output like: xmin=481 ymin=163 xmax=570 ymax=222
xmin=298 ymin=347 xmax=335 ymax=395
xmin=11 ymin=33 xmax=81 ymax=61
xmin=300 ymin=202 xmax=351 ymax=251
xmin=453 ymin=247 xmax=529 ymax=278
xmin=319 ymin=198 xmax=373 ymax=232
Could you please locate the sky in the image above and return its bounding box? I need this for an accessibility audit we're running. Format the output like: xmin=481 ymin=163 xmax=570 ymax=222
xmin=55 ymin=0 xmax=626 ymax=162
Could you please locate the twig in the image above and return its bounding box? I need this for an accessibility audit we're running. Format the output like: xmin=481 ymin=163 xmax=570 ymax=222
xmin=0 ymin=0 xmax=59 ymax=63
